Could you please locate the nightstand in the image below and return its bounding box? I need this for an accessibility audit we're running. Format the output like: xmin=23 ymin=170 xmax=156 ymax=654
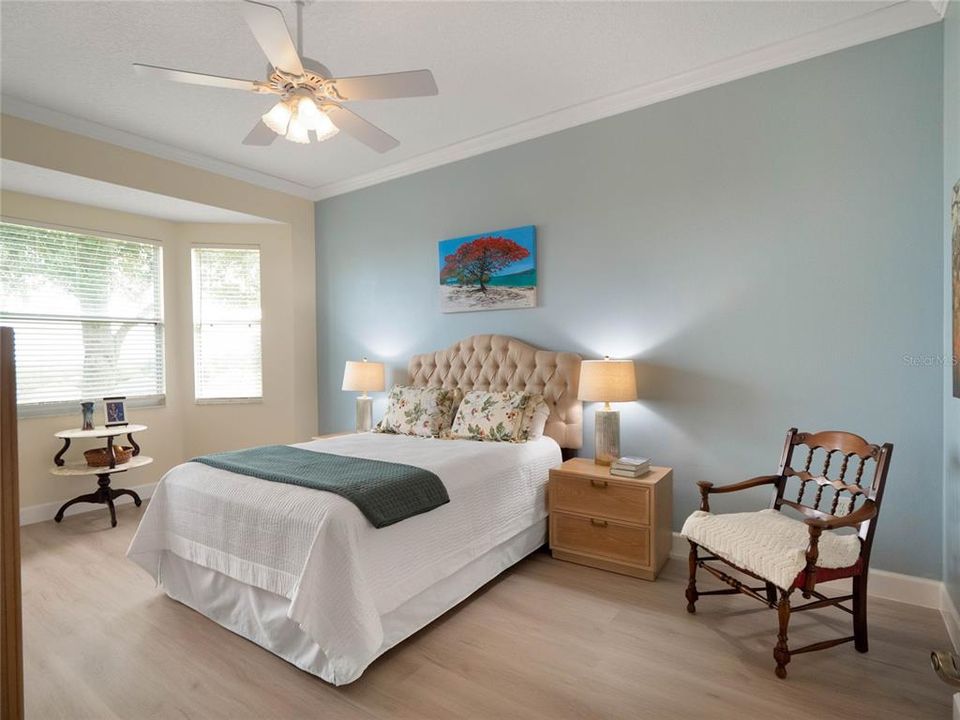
xmin=548 ymin=457 xmax=673 ymax=580
xmin=311 ymin=431 xmax=358 ymax=440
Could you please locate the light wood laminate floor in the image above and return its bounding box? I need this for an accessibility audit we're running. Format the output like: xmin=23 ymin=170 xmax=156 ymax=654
xmin=23 ymin=503 xmax=953 ymax=719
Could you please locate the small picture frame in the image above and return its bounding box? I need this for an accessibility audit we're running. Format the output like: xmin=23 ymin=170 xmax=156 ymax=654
xmin=103 ymin=396 xmax=128 ymax=427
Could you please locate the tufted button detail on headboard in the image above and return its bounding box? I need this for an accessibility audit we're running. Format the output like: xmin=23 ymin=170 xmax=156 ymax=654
xmin=407 ymin=335 xmax=583 ymax=449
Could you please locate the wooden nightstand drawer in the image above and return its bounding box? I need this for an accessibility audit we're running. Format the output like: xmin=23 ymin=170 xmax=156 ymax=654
xmin=547 ymin=459 xmax=672 ymax=580
xmin=551 ymin=473 xmax=650 ymax=525
xmin=551 ymin=511 xmax=651 ymax=567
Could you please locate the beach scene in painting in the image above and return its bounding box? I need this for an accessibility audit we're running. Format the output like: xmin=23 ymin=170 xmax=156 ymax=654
xmin=439 ymin=225 xmax=536 ymax=313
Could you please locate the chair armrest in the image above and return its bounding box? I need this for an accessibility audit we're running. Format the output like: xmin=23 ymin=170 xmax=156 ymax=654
xmin=798 ymin=500 xmax=876 ymax=596
xmin=696 ymin=475 xmax=779 ymax=511
xmin=803 ymin=500 xmax=878 ymax=530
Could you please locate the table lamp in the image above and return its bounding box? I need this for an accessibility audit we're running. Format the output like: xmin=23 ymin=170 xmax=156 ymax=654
xmin=342 ymin=358 xmax=385 ymax=432
xmin=577 ymin=356 xmax=637 ymax=465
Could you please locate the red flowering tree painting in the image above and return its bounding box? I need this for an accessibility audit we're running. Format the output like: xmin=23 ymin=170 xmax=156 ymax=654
xmin=438 ymin=225 xmax=536 ymax=313
xmin=440 ymin=236 xmax=529 ymax=292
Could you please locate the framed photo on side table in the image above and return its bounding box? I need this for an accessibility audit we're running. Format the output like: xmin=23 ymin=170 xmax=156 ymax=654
xmin=103 ymin=396 xmax=127 ymax=427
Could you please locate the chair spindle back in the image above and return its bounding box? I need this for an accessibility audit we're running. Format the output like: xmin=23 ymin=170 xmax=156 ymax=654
xmin=771 ymin=428 xmax=893 ymax=554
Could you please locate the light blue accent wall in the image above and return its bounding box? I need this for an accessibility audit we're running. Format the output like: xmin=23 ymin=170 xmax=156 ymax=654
xmin=944 ymin=1 xmax=960 ymax=608
xmin=317 ymin=26 xmax=944 ymax=578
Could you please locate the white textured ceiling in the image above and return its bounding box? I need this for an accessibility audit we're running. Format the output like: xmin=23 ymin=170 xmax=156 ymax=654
xmin=0 ymin=1 xmax=940 ymax=199
xmin=0 ymin=159 xmax=279 ymax=223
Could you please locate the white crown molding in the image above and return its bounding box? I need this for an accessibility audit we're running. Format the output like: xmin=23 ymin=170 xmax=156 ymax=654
xmin=2 ymin=1 xmax=944 ymax=203
xmin=313 ymin=0 xmax=943 ymax=200
xmin=930 ymin=0 xmax=950 ymax=19
xmin=0 ymin=96 xmax=316 ymax=200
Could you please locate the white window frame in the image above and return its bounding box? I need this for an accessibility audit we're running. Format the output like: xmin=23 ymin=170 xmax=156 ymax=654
xmin=1 ymin=216 xmax=166 ymax=418
xmin=191 ymin=243 xmax=263 ymax=405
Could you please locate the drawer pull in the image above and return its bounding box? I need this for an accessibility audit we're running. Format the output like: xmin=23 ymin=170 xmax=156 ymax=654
xmin=590 ymin=479 xmax=608 ymax=489
xmin=590 ymin=518 xmax=609 ymax=528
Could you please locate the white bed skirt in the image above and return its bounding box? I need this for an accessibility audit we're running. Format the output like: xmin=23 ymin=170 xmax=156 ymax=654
xmin=158 ymin=519 xmax=547 ymax=685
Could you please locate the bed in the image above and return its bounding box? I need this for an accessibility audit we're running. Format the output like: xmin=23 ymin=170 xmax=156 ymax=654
xmin=127 ymin=335 xmax=582 ymax=685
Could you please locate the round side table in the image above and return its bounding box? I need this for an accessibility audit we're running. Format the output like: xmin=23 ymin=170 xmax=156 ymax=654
xmin=50 ymin=424 xmax=152 ymax=527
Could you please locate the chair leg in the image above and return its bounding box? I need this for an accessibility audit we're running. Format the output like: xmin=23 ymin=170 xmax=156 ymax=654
xmin=685 ymin=541 xmax=699 ymax=613
xmin=774 ymin=590 xmax=792 ymax=679
xmin=853 ymin=574 xmax=868 ymax=653
xmin=765 ymin=582 xmax=777 ymax=606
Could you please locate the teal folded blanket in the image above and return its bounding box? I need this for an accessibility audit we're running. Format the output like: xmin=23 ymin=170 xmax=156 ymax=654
xmin=191 ymin=445 xmax=449 ymax=528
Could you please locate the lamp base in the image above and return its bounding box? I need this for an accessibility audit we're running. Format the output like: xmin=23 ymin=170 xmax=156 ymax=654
xmin=356 ymin=396 xmax=373 ymax=433
xmin=594 ymin=408 xmax=620 ymax=466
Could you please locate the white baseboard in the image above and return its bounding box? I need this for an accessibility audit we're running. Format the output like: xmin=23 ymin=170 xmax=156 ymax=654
xmin=19 ymin=481 xmax=157 ymax=526
xmin=943 ymin=584 xmax=960 ymax=654
xmin=869 ymin=569 xmax=943 ymax=609
xmin=671 ymin=532 xmax=942 ymax=609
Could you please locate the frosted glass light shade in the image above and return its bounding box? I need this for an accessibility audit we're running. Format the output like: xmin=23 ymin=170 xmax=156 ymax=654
xmin=297 ymin=96 xmax=321 ymax=125
xmin=297 ymin=96 xmax=340 ymax=142
xmin=285 ymin=113 xmax=310 ymax=144
xmin=312 ymin=110 xmax=340 ymax=142
xmin=262 ymin=101 xmax=292 ymax=135
xmin=577 ymin=358 xmax=637 ymax=403
xmin=342 ymin=360 xmax=385 ymax=393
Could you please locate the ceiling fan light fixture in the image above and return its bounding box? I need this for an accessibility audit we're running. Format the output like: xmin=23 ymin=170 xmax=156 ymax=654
xmin=285 ymin=112 xmax=311 ymax=144
xmin=296 ymin=95 xmax=322 ymax=127
xmin=262 ymin=100 xmax=292 ymax=135
xmin=296 ymin=95 xmax=339 ymax=143
xmin=312 ymin=110 xmax=340 ymax=143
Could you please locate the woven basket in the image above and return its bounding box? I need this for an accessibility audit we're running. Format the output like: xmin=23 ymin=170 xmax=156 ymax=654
xmin=84 ymin=445 xmax=134 ymax=468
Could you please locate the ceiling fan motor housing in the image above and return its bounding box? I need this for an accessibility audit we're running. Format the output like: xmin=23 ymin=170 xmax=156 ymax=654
xmin=269 ymin=69 xmax=346 ymax=104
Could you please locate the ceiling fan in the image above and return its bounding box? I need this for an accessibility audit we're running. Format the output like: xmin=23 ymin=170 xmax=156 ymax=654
xmin=133 ymin=0 xmax=437 ymax=152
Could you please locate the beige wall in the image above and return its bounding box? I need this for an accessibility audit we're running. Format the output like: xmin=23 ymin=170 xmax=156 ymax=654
xmin=175 ymin=223 xmax=298 ymax=458
xmin=1 ymin=190 xmax=308 ymax=513
xmin=0 ymin=115 xmax=317 ymax=445
xmin=3 ymin=192 xmax=184 ymax=511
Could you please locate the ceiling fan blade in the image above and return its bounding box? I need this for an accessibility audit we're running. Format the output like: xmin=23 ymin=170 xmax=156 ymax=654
xmin=325 ymin=105 xmax=399 ymax=153
xmin=242 ymin=120 xmax=278 ymax=146
xmin=133 ymin=63 xmax=262 ymax=92
xmin=328 ymin=70 xmax=438 ymax=101
xmin=241 ymin=0 xmax=304 ymax=76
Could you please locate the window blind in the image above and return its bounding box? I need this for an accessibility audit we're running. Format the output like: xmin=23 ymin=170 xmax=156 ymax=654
xmin=0 ymin=221 xmax=164 ymax=411
xmin=191 ymin=247 xmax=262 ymax=401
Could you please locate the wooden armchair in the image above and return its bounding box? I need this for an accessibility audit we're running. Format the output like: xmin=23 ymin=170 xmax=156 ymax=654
xmin=682 ymin=428 xmax=893 ymax=679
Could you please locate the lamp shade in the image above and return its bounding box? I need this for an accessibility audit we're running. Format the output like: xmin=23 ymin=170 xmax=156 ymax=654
xmin=342 ymin=359 xmax=385 ymax=392
xmin=577 ymin=358 xmax=637 ymax=403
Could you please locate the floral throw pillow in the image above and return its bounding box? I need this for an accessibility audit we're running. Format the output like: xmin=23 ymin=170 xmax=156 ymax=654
xmin=375 ymin=386 xmax=459 ymax=437
xmin=450 ymin=390 xmax=535 ymax=442
xmin=518 ymin=394 xmax=550 ymax=442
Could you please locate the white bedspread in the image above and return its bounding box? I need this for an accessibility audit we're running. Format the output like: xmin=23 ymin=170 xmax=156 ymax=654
xmin=127 ymin=433 xmax=560 ymax=684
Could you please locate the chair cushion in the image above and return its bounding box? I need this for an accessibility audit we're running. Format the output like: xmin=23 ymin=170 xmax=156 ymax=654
xmin=681 ymin=509 xmax=862 ymax=591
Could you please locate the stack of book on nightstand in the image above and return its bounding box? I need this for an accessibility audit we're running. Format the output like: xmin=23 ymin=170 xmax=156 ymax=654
xmin=610 ymin=456 xmax=650 ymax=478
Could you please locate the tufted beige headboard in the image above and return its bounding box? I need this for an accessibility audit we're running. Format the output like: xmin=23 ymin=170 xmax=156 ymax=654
xmin=408 ymin=335 xmax=583 ymax=449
